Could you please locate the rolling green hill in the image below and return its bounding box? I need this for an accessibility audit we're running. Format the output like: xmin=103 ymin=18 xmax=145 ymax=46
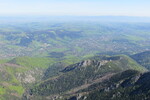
xmin=1 ymin=22 xmax=150 ymax=59
xmin=0 ymin=57 xmax=57 ymax=100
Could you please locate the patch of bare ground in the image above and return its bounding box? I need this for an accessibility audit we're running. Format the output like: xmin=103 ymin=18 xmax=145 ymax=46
xmin=1 ymin=63 xmax=23 ymax=68
xmin=11 ymin=93 xmax=21 ymax=98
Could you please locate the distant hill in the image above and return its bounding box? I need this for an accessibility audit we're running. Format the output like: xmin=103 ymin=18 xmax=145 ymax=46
xmin=131 ymin=51 xmax=150 ymax=70
xmin=23 ymin=55 xmax=146 ymax=100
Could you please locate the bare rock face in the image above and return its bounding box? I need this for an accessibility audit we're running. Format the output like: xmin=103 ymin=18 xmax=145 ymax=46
xmin=61 ymin=59 xmax=110 ymax=73
xmin=16 ymin=72 xmax=36 ymax=84
xmin=82 ymin=60 xmax=92 ymax=67
xmin=16 ymin=68 xmax=44 ymax=84
xmin=80 ymin=59 xmax=109 ymax=68
xmin=24 ymin=74 xmax=35 ymax=83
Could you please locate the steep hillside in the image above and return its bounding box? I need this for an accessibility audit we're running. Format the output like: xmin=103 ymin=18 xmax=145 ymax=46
xmin=0 ymin=55 xmax=82 ymax=100
xmin=0 ymin=57 xmax=57 ymax=100
xmin=131 ymin=51 xmax=150 ymax=70
xmin=71 ymin=70 xmax=150 ymax=100
xmin=42 ymin=62 xmax=67 ymax=80
xmin=24 ymin=55 xmax=146 ymax=100
xmin=0 ymin=63 xmax=27 ymax=100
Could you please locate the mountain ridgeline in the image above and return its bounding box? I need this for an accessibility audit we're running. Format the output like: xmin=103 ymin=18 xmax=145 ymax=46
xmin=1 ymin=51 xmax=150 ymax=100
xmin=23 ymin=55 xmax=147 ymax=100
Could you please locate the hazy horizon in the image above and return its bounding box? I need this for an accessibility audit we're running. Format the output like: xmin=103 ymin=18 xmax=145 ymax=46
xmin=0 ymin=16 xmax=150 ymax=23
xmin=0 ymin=0 xmax=150 ymax=17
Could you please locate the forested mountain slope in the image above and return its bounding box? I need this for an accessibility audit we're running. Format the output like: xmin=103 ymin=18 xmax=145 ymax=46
xmin=23 ymin=55 xmax=146 ymax=100
xmin=74 ymin=70 xmax=150 ymax=100
xmin=131 ymin=51 xmax=150 ymax=70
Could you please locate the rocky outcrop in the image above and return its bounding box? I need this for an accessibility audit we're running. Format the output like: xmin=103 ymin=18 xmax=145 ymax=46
xmin=61 ymin=59 xmax=109 ymax=73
